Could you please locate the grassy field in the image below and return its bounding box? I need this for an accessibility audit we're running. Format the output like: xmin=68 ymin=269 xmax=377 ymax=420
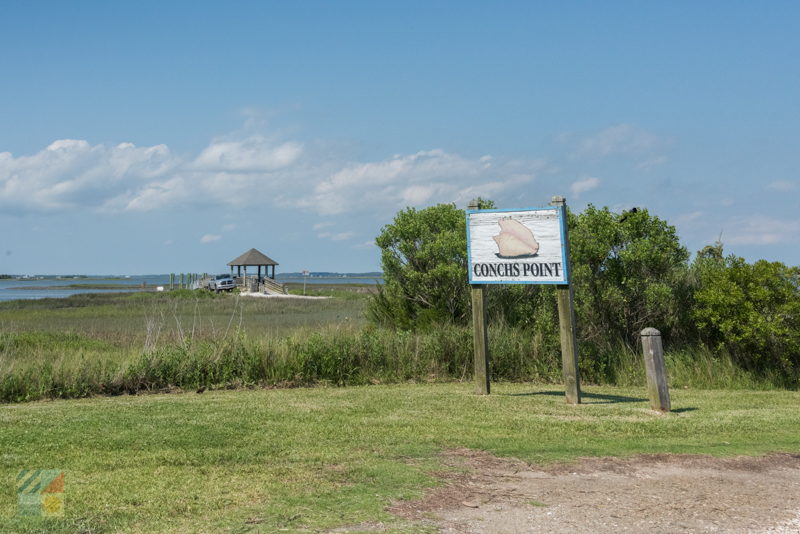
xmin=1 ymin=382 xmax=799 ymax=533
xmin=0 ymin=290 xmax=786 ymax=404
xmin=0 ymin=291 xmax=367 ymax=345
xmin=1 ymin=290 xmax=799 ymax=532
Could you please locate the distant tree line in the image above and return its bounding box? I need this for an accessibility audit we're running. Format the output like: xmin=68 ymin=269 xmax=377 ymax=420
xmin=369 ymin=202 xmax=800 ymax=384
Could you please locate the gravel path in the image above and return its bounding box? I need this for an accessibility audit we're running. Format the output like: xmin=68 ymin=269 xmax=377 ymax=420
xmin=387 ymin=449 xmax=800 ymax=534
xmin=238 ymin=291 xmax=330 ymax=299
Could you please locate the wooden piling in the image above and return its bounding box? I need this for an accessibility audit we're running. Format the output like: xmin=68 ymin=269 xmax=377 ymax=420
xmin=641 ymin=328 xmax=671 ymax=411
xmin=468 ymin=198 xmax=491 ymax=395
xmin=556 ymin=284 xmax=581 ymax=404
xmin=550 ymin=196 xmax=581 ymax=405
xmin=471 ymin=284 xmax=490 ymax=395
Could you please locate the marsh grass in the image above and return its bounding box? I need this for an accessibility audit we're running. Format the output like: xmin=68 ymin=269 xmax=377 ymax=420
xmin=0 ymin=291 xmax=366 ymax=344
xmin=0 ymin=291 xmax=792 ymax=404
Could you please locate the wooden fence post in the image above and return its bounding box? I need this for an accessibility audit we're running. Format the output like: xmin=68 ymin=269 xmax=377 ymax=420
xmin=170 ymin=273 xmax=174 ymax=290
xmin=640 ymin=327 xmax=671 ymax=412
xmin=469 ymin=198 xmax=491 ymax=395
xmin=471 ymin=285 xmax=490 ymax=395
xmin=550 ymin=196 xmax=581 ymax=405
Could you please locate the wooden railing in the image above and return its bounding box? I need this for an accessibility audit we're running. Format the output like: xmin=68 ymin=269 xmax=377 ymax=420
xmin=261 ymin=277 xmax=287 ymax=295
xmin=234 ymin=276 xmax=287 ymax=294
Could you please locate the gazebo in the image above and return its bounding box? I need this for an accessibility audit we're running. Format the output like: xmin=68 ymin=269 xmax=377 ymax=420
xmin=228 ymin=248 xmax=279 ymax=283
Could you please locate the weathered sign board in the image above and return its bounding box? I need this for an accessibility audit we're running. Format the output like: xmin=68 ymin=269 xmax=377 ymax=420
xmin=466 ymin=198 xmax=581 ymax=404
xmin=467 ymin=207 xmax=569 ymax=285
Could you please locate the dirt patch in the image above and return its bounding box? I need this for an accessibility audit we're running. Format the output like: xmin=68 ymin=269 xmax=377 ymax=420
xmin=389 ymin=449 xmax=800 ymax=533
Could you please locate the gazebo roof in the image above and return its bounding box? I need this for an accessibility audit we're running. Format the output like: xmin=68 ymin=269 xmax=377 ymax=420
xmin=227 ymin=248 xmax=278 ymax=267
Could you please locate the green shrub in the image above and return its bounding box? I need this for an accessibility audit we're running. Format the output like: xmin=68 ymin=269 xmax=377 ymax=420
xmin=569 ymin=205 xmax=691 ymax=352
xmin=692 ymin=252 xmax=800 ymax=385
xmin=369 ymin=203 xmax=472 ymax=328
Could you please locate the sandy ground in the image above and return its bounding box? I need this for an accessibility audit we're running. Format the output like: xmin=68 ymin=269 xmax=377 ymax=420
xmin=337 ymin=449 xmax=800 ymax=533
xmin=238 ymin=291 xmax=330 ymax=299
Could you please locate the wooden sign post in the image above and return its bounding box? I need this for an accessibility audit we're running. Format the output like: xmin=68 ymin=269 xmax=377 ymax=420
xmin=551 ymin=196 xmax=581 ymax=404
xmin=467 ymin=197 xmax=581 ymax=403
xmin=468 ymin=199 xmax=491 ymax=395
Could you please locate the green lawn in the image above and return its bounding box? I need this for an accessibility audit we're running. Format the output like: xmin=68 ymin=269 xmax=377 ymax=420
xmin=2 ymin=382 xmax=799 ymax=533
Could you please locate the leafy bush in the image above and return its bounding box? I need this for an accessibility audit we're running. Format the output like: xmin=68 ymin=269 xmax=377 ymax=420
xmin=569 ymin=205 xmax=692 ymax=351
xmin=369 ymin=203 xmax=471 ymax=328
xmin=692 ymin=251 xmax=800 ymax=383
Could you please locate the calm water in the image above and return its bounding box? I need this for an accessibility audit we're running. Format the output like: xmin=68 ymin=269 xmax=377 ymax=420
xmin=0 ymin=275 xmax=382 ymax=302
xmin=0 ymin=275 xmax=171 ymax=302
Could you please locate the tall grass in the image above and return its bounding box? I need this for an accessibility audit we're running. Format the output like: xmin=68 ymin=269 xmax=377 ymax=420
xmin=0 ymin=291 xmax=793 ymax=404
xmin=1 ymin=320 xmax=786 ymax=404
xmin=0 ymin=291 xmax=367 ymax=345
xmin=599 ymin=344 xmax=781 ymax=390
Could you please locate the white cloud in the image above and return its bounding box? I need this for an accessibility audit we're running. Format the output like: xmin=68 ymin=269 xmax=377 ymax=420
xmin=675 ymin=211 xmax=703 ymax=225
xmin=0 ymin=134 xmax=308 ymax=214
xmin=194 ymin=136 xmax=302 ymax=172
xmin=313 ymin=221 xmax=335 ymax=231
xmin=726 ymin=215 xmax=800 ymax=245
xmin=0 ymin=140 xmax=177 ymax=212
xmin=554 ymin=132 xmax=572 ymax=144
xmin=401 ymin=184 xmax=435 ymax=205
xmin=331 ymin=231 xmax=354 ymax=241
xmin=107 ymin=176 xmax=189 ymax=212
xmin=767 ymin=180 xmax=797 ymax=192
xmin=570 ymin=176 xmax=601 ymax=197
xmin=200 ymin=234 xmax=221 ymax=243
xmin=300 ymin=149 xmax=540 ymax=216
xmin=577 ymin=124 xmax=660 ymax=156
xmin=316 ymin=228 xmax=354 ymax=241
xmin=574 ymin=124 xmax=668 ymax=169
xmin=0 ymin=134 xmax=544 ymax=220
xmin=636 ymin=155 xmax=669 ymax=170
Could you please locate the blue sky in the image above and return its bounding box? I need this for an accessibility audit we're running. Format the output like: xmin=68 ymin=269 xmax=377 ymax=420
xmin=2 ymin=1 xmax=799 ymax=274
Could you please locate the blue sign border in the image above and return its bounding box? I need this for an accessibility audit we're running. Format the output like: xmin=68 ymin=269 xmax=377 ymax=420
xmin=466 ymin=206 xmax=570 ymax=285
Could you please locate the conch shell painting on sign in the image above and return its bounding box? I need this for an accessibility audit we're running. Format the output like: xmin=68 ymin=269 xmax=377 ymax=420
xmin=493 ymin=218 xmax=539 ymax=258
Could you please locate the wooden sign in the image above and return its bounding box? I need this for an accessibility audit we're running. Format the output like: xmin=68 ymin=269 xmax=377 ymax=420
xmin=467 ymin=197 xmax=581 ymax=404
xmin=467 ymin=207 xmax=569 ymax=284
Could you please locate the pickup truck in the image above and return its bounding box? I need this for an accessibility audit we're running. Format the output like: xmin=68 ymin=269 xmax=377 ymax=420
xmin=208 ymin=274 xmax=236 ymax=292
